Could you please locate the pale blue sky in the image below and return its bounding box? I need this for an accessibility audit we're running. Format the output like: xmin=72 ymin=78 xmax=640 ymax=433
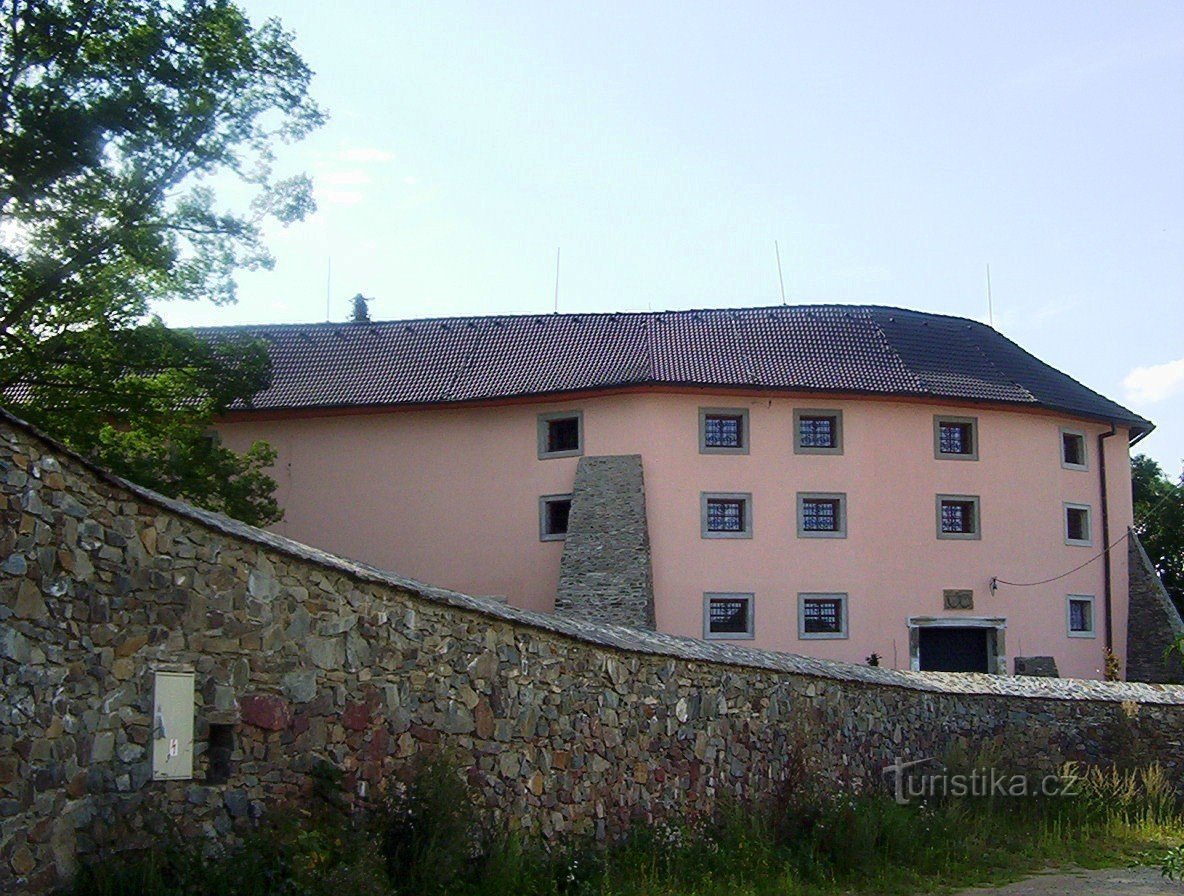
xmin=156 ymin=1 xmax=1184 ymax=474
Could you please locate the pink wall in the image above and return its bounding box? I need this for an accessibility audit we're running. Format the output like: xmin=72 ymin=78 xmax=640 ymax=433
xmin=217 ymin=392 xmax=1134 ymax=680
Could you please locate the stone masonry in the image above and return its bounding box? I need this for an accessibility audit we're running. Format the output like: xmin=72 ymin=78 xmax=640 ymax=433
xmin=1126 ymin=531 xmax=1184 ymax=684
xmin=3 ymin=409 xmax=1184 ymax=894
xmin=555 ymin=455 xmax=656 ymax=629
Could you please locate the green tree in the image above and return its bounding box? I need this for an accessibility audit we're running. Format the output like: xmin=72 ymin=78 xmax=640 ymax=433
xmin=1132 ymin=454 xmax=1184 ymax=614
xmin=0 ymin=0 xmax=324 ymax=524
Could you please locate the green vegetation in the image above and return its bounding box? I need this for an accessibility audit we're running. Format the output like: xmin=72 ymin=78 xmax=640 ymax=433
xmin=65 ymin=752 xmax=1184 ymax=896
xmin=1 ymin=0 xmax=324 ymax=525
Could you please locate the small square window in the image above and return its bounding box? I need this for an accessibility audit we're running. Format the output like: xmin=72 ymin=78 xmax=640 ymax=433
xmin=537 ymin=411 xmax=583 ymax=459
xmin=794 ymin=409 xmax=843 ymax=455
xmin=797 ymin=492 xmax=847 ymax=538
xmin=699 ymin=408 xmax=749 ymax=454
xmin=700 ymin=492 xmax=753 ymax=539
xmin=799 ymin=593 xmax=848 ymax=639
xmin=1065 ymin=504 xmax=1091 ymax=546
xmin=937 ymin=495 xmax=981 ymax=539
xmin=1067 ymin=595 xmax=1095 ymax=637
xmin=539 ymin=495 xmax=572 ymax=541
xmin=1061 ymin=429 xmax=1088 ymax=470
xmin=704 ymin=593 xmax=755 ymax=639
xmin=934 ymin=416 xmax=978 ymax=460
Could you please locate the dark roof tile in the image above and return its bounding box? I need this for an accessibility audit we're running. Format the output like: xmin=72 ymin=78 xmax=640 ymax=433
xmin=193 ymin=304 xmax=1151 ymax=434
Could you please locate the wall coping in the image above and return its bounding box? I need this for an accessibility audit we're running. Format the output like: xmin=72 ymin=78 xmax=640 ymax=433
xmin=5 ymin=406 xmax=1184 ymax=706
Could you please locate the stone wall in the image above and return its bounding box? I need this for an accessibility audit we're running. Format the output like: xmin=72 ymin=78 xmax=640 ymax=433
xmin=3 ymin=409 xmax=1184 ymax=894
xmin=1126 ymin=531 xmax=1184 ymax=684
xmin=556 ymin=455 xmax=655 ymax=629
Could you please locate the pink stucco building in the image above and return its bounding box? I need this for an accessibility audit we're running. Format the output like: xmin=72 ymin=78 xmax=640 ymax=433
xmin=205 ymin=305 xmax=1155 ymax=680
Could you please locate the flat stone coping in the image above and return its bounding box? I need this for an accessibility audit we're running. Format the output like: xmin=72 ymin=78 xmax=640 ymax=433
xmin=5 ymin=407 xmax=1184 ymax=706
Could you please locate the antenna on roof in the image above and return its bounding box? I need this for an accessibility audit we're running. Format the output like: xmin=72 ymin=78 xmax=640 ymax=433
xmin=553 ymin=248 xmax=561 ymax=313
xmin=326 ymin=256 xmax=332 ymax=322
xmin=774 ymin=240 xmax=787 ymax=305
xmin=986 ymin=263 xmax=994 ymax=328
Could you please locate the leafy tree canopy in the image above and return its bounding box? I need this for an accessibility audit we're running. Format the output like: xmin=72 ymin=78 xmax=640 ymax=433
xmin=1132 ymin=454 xmax=1184 ymax=613
xmin=0 ymin=0 xmax=324 ymax=525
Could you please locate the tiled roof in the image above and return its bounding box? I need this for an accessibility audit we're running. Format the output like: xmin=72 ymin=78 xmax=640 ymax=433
xmin=193 ymin=304 xmax=1152 ymax=434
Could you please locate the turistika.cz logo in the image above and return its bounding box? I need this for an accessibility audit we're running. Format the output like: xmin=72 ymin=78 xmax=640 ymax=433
xmin=881 ymin=757 xmax=1081 ymax=806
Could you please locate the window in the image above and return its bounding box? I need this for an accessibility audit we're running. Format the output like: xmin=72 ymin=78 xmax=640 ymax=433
xmin=703 ymin=593 xmax=755 ymax=639
xmin=206 ymin=723 xmax=235 ymax=784
xmin=797 ymin=492 xmax=847 ymax=538
xmin=1064 ymin=503 xmax=1092 ymax=546
xmin=1067 ymin=595 xmax=1096 ymax=638
xmin=700 ymin=492 xmax=753 ymax=539
xmin=699 ymin=407 xmax=749 ymax=454
xmin=936 ymin=495 xmax=981 ymax=539
xmin=934 ymin=415 xmax=978 ymax=460
xmin=1061 ymin=429 xmax=1088 ymax=470
xmin=799 ymin=593 xmax=848 ymax=639
xmin=539 ymin=495 xmax=572 ymax=541
xmin=537 ymin=411 xmax=583 ymax=459
xmin=794 ymin=409 xmax=843 ymax=455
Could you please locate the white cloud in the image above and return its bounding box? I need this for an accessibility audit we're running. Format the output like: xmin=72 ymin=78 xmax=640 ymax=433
xmin=337 ymin=147 xmax=394 ymax=164
xmin=1124 ymin=358 xmax=1184 ymax=405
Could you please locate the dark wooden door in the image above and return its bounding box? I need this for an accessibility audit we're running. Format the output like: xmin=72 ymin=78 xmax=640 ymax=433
xmin=918 ymin=627 xmax=989 ymax=673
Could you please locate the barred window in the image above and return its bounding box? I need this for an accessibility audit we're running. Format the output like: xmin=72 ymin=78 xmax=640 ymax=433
xmin=799 ymin=593 xmax=847 ymax=638
xmin=704 ymin=414 xmax=744 ymax=448
xmin=707 ymin=498 xmax=745 ymax=531
xmin=937 ymin=495 xmax=980 ymax=538
xmin=794 ymin=410 xmax=843 ymax=454
xmin=797 ymin=493 xmax=846 ymax=537
xmin=704 ymin=593 xmax=754 ymax=639
xmin=934 ymin=416 xmax=978 ymax=460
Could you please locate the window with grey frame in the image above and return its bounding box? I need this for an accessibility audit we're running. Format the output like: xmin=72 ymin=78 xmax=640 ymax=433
xmin=700 ymin=492 xmax=753 ymax=538
xmin=937 ymin=495 xmax=980 ymax=539
xmin=1060 ymin=429 xmax=1088 ymax=470
xmin=794 ymin=409 xmax=843 ymax=454
xmin=798 ymin=593 xmax=848 ymax=639
xmin=699 ymin=408 xmax=749 ymax=454
xmin=704 ymin=592 xmax=755 ymax=639
xmin=797 ymin=492 xmax=847 ymax=537
xmin=539 ymin=494 xmax=572 ymax=541
xmin=1067 ymin=595 xmax=1095 ymax=637
xmin=934 ymin=416 xmax=978 ymax=460
xmin=537 ymin=411 xmax=583 ymax=459
xmin=1064 ymin=504 xmax=1091 ymax=545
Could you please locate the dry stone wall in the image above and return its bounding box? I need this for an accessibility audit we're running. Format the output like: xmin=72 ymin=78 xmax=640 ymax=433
xmin=3 ymin=410 xmax=1184 ymax=894
xmin=1126 ymin=533 xmax=1184 ymax=684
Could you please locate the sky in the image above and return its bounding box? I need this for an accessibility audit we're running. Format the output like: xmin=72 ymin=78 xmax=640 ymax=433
xmin=155 ymin=1 xmax=1184 ymax=475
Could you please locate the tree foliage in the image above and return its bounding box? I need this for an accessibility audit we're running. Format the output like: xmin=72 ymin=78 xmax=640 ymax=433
xmin=1132 ymin=454 xmax=1184 ymax=613
xmin=0 ymin=0 xmax=324 ymax=524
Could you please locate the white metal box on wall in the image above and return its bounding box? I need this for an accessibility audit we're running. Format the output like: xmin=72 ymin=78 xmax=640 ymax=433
xmin=152 ymin=669 xmax=195 ymax=781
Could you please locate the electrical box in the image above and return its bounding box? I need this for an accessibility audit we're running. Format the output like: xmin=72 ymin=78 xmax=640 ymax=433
xmin=152 ymin=669 xmax=195 ymax=781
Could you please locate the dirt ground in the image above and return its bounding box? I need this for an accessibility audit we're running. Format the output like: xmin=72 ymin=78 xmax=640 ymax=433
xmin=944 ymin=866 xmax=1178 ymax=895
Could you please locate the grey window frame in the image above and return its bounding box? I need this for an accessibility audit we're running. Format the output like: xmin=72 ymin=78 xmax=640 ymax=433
xmin=700 ymin=492 xmax=754 ymax=539
xmin=703 ymin=592 xmax=755 ymax=640
xmin=1060 ymin=428 xmax=1089 ymax=471
xmin=537 ymin=410 xmax=584 ymax=459
xmin=1066 ymin=594 xmax=1096 ymax=638
xmin=796 ymin=491 xmax=848 ymax=538
xmin=793 ymin=408 xmax=844 ymax=455
xmin=798 ymin=592 xmax=849 ymax=640
xmin=936 ymin=494 xmax=981 ymax=540
xmin=1064 ymin=503 xmax=1092 ymax=546
xmin=699 ymin=407 xmax=750 ymax=455
xmin=538 ymin=494 xmax=573 ymax=542
xmin=933 ymin=415 xmax=979 ymax=461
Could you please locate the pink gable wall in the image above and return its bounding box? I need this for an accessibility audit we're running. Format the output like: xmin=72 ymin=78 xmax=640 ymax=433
xmin=217 ymin=391 xmax=1133 ymax=680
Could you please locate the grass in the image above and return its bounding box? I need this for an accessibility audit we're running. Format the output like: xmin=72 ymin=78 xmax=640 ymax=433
xmin=63 ymin=753 xmax=1184 ymax=896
